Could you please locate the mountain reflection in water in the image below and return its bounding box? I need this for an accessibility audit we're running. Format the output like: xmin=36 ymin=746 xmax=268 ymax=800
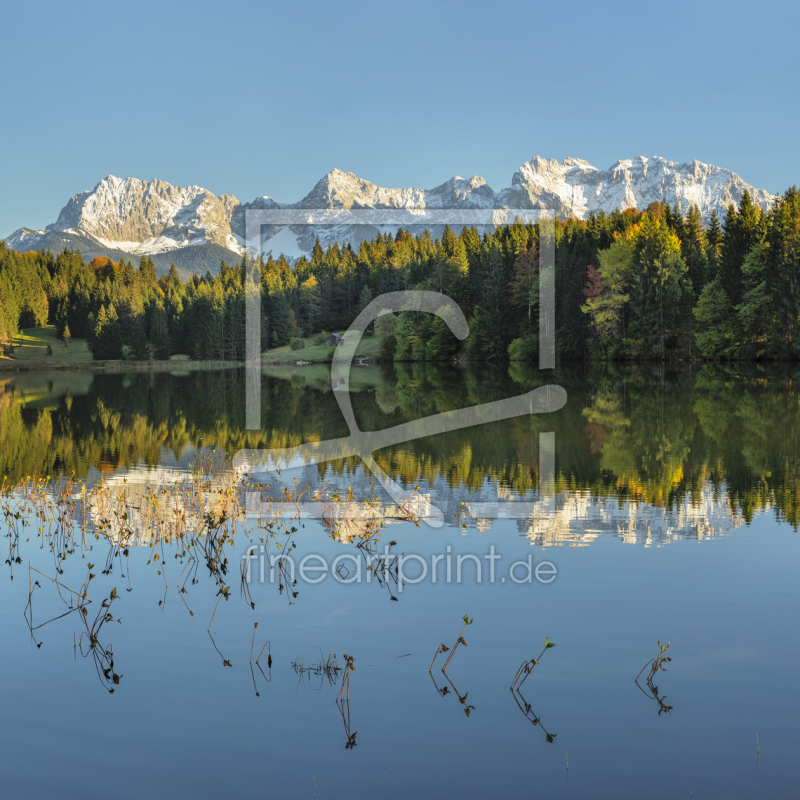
xmin=2 ymin=362 xmax=799 ymax=799
xmin=1 ymin=360 xmax=796 ymax=543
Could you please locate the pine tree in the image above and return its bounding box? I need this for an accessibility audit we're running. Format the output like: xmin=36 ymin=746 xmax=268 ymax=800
xmin=720 ymin=191 xmax=764 ymax=305
xmin=694 ymin=279 xmax=734 ymax=358
xmin=56 ymin=298 xmax=69 ymax=338
xmin=287 ymin=309 xmax=299 ymax=340
xmin=467 ymin=239 xmax=510 ymax=361
xmin=706 ymin=209 xmax=722 ymax=284
xmin=356 ymin=285 xmax=373 ymax=316
xmin=765 ymin=186 xmax=800 ymax=357
xmin=270 ymin=293 xmax=292 ymax=347
xmin=91 ymin=304 xmax=122 ymax=360
xmin=300 ymin=275 xmax=322 ymax=333
xmin=441 ymin=224 xmax=457 ymax=256
xmin=510 ymin=244 xmax=539 ymax=330
xmin=131 ymin=318 xmax=151 ymax=360
xmin=139 ymin=255 xmax=158 ymax=285
xmin=150 ymin=303 xmax=171 ymax=357
xmin=680 ymin=205 xmax=708 ymax=296
xmin=311 ymin=238 xmax=325 ymax=268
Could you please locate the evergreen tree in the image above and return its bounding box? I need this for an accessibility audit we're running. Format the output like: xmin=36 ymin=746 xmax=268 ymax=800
xmin=150 ymin=303 xmax=171 ymax=357
xmin=765 ymin=186 xmax=800 ymax=357
xmin=131 ymin=318 xmax=152 ymax=360
xmin=693 ymin=279 xmax=734 ymax=359
xmin=736 ymin=243 xmax=772 ymax=358
xmin=270 ymin=293 xmax=292 ymax=347
xmin=720 ymin=191 xmax=764 ymax=305
xmin=300 ymin=275 xmax=322 ymax=333
xmin=467 ymin=239 xmax=509 ymax=361
xmin=91 ymin=304 xmax=122 ymax=360
xmin=706 ymin=209 xmax=723 ymax=284
xmin=509 ymin=244 xmax=538 ymax=329
xmin=56 ymin=298 xmax=69 ymax=338
xmin=356 ymin=285 xmax=374 ymax=331
xmin=680 ymin=205 xmax=708 ymax=296
xmin=310 ymin=238 xmax=325 ymax=268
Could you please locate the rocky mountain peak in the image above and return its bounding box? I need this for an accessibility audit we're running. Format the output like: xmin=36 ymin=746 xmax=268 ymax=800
xmin=5 ymin=155 xmax=777 ymax=270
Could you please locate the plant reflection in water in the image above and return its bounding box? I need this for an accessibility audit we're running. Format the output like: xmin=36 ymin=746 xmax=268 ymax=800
xmin=510 ymin=637 xmax=558 ymax=743
xmin=635 ymin=641 xmax=674 ymax=716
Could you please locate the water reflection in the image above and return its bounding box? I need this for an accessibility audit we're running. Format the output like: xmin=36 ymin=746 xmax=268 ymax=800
xmin=3 ymin=361 xmax=799 ymax=700
xmin=429 ymin=615 xmax=475 ymax=717
xmin=635 ymin=642 xmax=675 ymax=717
xmin=515 ymin=486 xmax=744 ymax=547
xmin=3 ymin=366 xmax=799 ymax=796
xmin=2 ymin=361 xmax=797 ymax=534
xmin=510 ymin=637 xmax=559 ymax=742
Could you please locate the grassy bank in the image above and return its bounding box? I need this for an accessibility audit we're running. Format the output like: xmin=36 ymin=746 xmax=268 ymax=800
xmin=0 ymin=326 xmax=383 ymax=372
xmin=262 ymin=333 xmax=382 ymax=363
xmin=1 ymin=326 xmax=94 ymax=366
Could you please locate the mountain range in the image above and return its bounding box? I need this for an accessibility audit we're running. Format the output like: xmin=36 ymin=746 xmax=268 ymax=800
xmin=4 ymin=156 xmax=775 ymax=277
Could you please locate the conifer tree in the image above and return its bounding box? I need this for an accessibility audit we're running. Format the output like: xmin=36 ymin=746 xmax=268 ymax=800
xmin=269 ymin=293 xmax=291 ymax=347
xmin=680 ymin=205 xmax=708 ymax=296
xmin=300 ymin=275 xmax=322 ymax=332
xmin=467 ymin=239 xmax=510 ymax=360
xmin=150 ymin=304 xmax=171 ymax=357
xmin=720 ymin=191 xmax=764 ymax=305
xmin=56 ymin=298 xmax=69 ymax=338
xmin=706 ymin=209 xmax=722 ymax=285
xmin=311 ymin=238 xmax=325 ymax=268
xmin=131 ymin=318 xmax=151 ymax=360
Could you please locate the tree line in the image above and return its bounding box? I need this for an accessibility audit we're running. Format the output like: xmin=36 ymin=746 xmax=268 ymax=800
xmin=1 ymin=185 xmax=798 ymax=362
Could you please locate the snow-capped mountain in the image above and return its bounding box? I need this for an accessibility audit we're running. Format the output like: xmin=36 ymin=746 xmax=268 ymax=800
xmin=47 ymin=176 xmax=242 ymax=253
xmin=497 ymin=156 xmax=774 ymax=220
xmin=4 ymin=156 xmax=775 ymax=275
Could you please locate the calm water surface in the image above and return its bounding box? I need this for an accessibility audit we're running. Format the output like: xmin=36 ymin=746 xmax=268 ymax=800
xmin=0 ymin=363 xmax=798 ymax=798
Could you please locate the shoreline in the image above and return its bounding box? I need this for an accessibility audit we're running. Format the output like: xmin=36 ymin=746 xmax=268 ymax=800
xmin=0 ymin=358 xmax=379 ymax=373
xmin=0 ymin=359 xmax=249 ymax=374
xmin=5 ymin=356 xmax=794 ymax=375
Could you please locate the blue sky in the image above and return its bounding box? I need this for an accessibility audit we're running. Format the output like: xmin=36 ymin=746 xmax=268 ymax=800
xmin=1 ymin=0 xmax=797 ymax=237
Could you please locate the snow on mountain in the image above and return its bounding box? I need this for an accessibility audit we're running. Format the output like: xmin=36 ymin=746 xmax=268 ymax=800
xmin=498 ymin=155 xmax=774 ymax=219
xmin=44 ymin=175 xmax=241 ymax=254
xmin=294 ymin=168 xmax=496 ymax=210
xmin=4 ymin=157 xmax=776 ymax=270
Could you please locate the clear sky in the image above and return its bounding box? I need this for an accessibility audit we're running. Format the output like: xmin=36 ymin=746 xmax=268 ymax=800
xmin=1 ymin=0 xmax=797 ymax=237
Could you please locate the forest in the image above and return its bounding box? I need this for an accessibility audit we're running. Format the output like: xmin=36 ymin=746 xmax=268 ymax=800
xmin=1 ymin=186 xmax=798 ymax=363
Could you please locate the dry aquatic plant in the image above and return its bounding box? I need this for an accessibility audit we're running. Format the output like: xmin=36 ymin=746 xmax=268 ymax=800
xmin=338 ymin=698 xmax=357 ymax=750
xmin=510 ymin=637 xmax=558 ymax=742
xmin=429 ymin=615 xmax=475 ymax=716
xmin=292 ymin=648 xmax=343 ymax=689
xmin=353 ymin=536 xmax=399 ymax=600
xmin=511 ymin=691 xmax=558 ymax=743
xmin=2 ymin=461 xmax=422 ymax=694
xmin=637 ymin=640 xmax=672 ymax=685
xmin=337 ymin=653 xmax=355 ymax=703
xmin=77 ymin=584 xmax=123 ymax=692
xmin=635 ymin=641 xmax=674 ymax=715
xmin=430 ymin=614 xmax=473 ymax=673
xmin=248 ymin=622 xmax=272 ymax=695
xmin=510 ymin=636 xmax=556 ymax=691
xmin=336 ymin=654 xmax=357 ymax=749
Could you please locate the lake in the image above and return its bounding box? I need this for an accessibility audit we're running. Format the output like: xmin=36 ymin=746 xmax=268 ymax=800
xmin=0 ymin=362 xmax=798 ymax=798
